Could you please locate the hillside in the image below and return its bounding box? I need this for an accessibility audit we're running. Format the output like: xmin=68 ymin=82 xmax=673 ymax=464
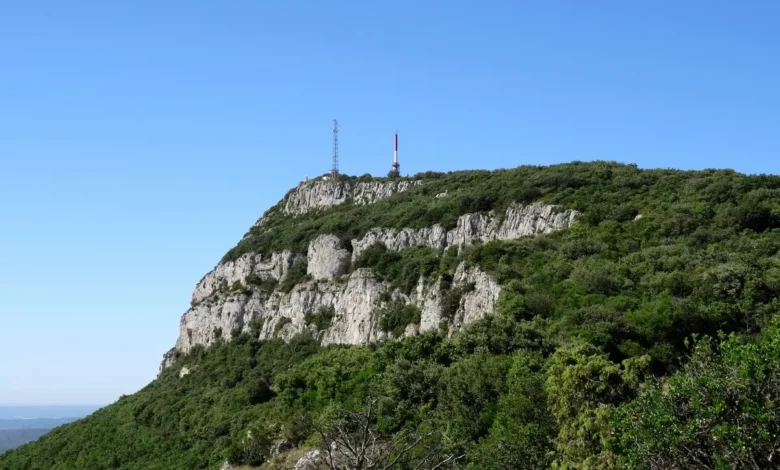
xmin=0 ymin=430 xmax=50 ymax=454
xmin=3 ymin=161 xmax=780 ymax=469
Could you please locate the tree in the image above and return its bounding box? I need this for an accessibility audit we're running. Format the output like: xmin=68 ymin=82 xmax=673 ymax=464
xmin=611 ymin=320 xmax=780 ymax=469
xmin=545 ymin=342 xmax=649 ymax=469
xmin=469 ymin=350 xmax=556 ymax=470
xmin=314 ymin=398 xmax=464 ymax=470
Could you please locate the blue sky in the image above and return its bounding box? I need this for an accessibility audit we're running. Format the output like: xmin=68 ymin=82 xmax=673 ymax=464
xmin=1 ymin=0 xmax=779 ymax=405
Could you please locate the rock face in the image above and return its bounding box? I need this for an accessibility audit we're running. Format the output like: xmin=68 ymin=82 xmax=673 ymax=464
xmin=283 ymin=180 xmax=421 ymax=216
xmin=452 ymin=263 xmax=501 ymax=327
xmin=307 ymin=235 xmax=351 ymax=281
xmin=192 ymin=251 xmax=294 ymax=306
xmin=351 ymin=203 xmax=580 ymax=261
xmin=161 ymin=195 xmax=580 ymax=373
xmin=293 ymin=450 xmax=321 ymax=470
xmin=174 ymin=269 xmax=390 ymax=354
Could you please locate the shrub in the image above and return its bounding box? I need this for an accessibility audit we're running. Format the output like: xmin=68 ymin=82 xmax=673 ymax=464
xmin=378 ymin=301 xmax=421 ymax=337
xmin=441 ymin=282 xmax=475 ymax=321
xmin=304 ymin=306 xmax=335 ymax=331
xmin=273 ymin=317 xmax=292 ymax=337
xmin=279 ymin=258 xmax=309 ymax=293
xmin=245 ymin=274 xmax=279 ymax=296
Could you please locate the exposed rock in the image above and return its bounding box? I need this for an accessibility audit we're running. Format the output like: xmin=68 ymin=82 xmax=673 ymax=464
xmin=352 ymin=226 xmax=448 ymax=262
xmin=176 ymin=292 xmax=255 ymax=353
xmin=293 ymin=450 xmax=321 ymax=470
xmin=179 ymin=366 xmax=191 ymax=378
xmin=271 ymin=439 xmax=293 ymax=456
xmin=351 ymin=180 xmax=420 ymax=205
xmin=496 ymin=203 xmax=580 ymax=239
xmin=452 ymin=263 xmax=501 ymax=327
xmin=174 ymin=269 xmax=389 ymax=354
xmin=162 ymin=199 xmax=579 ymax=372
xmin=352 ymin=203 xmax=580 ymax=260
xmin=446 ymin=212 xmax=494 ymax=247
xmin=284 ymin=181 xmax=351 ymax=216
xmin=307 ymin=235 xmax=351 ymax=281
xmin=219 ymin=461 xmax=233 ymax=470
xmin=320 ymin=269 xmax=387 ymax=346
xmin=192 ymin=251 xmax=294 ymax=306
xmin=634 ymin=214 xmax=643 ymax=221
xmin=283 ymin=180 xmax=421 ymax=216
xmin=417 ymin=277 xmax=444 ymax=334
xmin=167 ymin=261 xmax=502 ymax=369
xmin=159 ymin=348 xmax=178 ymax=374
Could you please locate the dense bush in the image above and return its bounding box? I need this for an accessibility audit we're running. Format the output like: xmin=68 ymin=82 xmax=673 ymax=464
xmin=611 ymin=318 xmax=780 ymax=469
xmin=378 ymin=301 xmax=422 ymax=337
xmin=354 ymin=244 xmax=441 ymax=294
xmin=304 ymin=306 xmax=335 ymax=331
xmin=279 ymin=258 xmax=309 ymax=293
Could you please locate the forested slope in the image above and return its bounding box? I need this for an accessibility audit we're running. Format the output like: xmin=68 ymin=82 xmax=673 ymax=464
xmin=4 ymin=162 xmax=780 ymax=469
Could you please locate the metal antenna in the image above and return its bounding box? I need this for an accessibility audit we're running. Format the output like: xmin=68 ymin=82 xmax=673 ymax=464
xmin=331 ymin=119 xmax=340 ymax=177
xmin=391 ymin=131 xmax=400 ymax=175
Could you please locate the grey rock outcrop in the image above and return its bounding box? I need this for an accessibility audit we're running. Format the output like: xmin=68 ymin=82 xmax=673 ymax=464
xmin=161 ymin=199 xmax=580 ymax=373
xmin=174 ymin=269 xmax=390 ymax=354
xmin=293 ymin=450 xmax=321 ymax=470
xmin=307 ymin=235 xmax=351 ymax=281
xmin=192 ymin=251 xmax=294 ymax=306
xmin=452 ymin=263 xmax=501 ymax=327
xmin=351 ymin=180 xmax=420 ymax=205
xmin=496 ymin=203 xmax=580 ymax=239
xmin=407 ymin=263 xmax=500 ymax=336
xmin=352 ymin=226 xmax=449 ymax=261
xmin=351 ymin=203 xmax=580 ymax=261
xmin=283 ymin=180 xmax=421 ymax=216
xmin=159 ymin=348 xmax=179 ymax=373
xmin=417 ymin=276 xmax=444 ymax=334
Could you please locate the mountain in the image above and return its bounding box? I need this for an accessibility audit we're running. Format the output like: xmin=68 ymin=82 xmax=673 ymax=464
xmin=0 ymin=406 xmax=99 ymax=420
xmin=0 ymin=407 xmax=98 ymax=455
xmin=0 ymin=430 xmax=51 ymax=455
xmin=0 ymin=418 xmax=80 ymax=430
xmin=3 ymin=162 xmax=780 ymax=470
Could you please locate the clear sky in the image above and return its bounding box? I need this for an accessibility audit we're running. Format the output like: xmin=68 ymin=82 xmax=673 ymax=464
xmin=1 ymin=1 xmax=779 ymax=405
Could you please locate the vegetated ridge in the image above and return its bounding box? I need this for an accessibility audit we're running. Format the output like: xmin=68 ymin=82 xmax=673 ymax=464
xmin=3 ymin=161 xmax=780 ymax=470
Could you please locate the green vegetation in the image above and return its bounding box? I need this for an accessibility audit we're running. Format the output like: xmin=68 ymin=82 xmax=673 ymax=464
xmin=278 ymin=258 xmax=309 ymax=293
xmin=244 ymin=274 xmax=278 ymax=297
xmin=378 ymin=301 xmax=422 ymax=337
xmin=304 ymin=306 xmax=335 ymax=331
xmin=354 ymin=244 xmax=441 ymax=294
xmin=272 ymin=317 xmax=292 ymax=337
xmin=6 ymin=162 xmax=780 ymax=469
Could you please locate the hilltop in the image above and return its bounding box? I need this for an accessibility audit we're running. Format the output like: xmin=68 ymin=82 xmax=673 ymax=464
xmin=3 ymin=161 xmax=780 ymax=469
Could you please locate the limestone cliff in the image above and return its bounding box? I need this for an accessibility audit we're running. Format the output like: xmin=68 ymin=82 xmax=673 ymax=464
xmin=283 ymin=179 xmax=421 ymax=216
xmin=160 ymin=180 xmax=581 ymax=373
xmin=351 ymin=203 xmax=580 ymax=260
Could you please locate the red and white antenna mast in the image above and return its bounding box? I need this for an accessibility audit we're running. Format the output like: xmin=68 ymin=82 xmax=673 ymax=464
xmin=391 ymin=131 xmax=400 ymax=175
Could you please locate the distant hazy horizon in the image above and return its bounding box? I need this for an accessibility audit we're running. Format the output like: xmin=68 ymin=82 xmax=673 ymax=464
xmin=0 ymin=405 xmax=102 ymax=420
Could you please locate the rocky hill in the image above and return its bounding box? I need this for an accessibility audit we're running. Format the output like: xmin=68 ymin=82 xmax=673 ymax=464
xmin=4 ymin=162 xmax=780 ymax=470
xmin=162 ymin=178 xmax=579 ymax=367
